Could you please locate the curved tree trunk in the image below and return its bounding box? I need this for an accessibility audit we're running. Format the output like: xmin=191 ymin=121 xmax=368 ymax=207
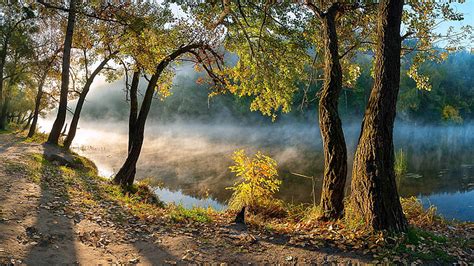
xmin=318 ymin=9 xmax=348 ymax=221
xmin=47 ymin=0 xmax=76 ymax=145
xmin=23 ymin=112 xmax=33 ymax=131
xmin=63 ymin=54 xmax=115 ymax=149
xmin=350 ymin=0 xmax=407 ymax=232
xmin=113 ymin=44 xmax=202 ymax=187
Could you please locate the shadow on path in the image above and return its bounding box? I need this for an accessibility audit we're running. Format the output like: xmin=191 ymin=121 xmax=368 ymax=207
xmin=24 ymin=144 xmax=79 ymax=265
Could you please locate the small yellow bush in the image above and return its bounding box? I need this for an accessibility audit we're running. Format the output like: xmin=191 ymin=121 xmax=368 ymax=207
xmin=227 ymin=149 xmax=284 ymax=216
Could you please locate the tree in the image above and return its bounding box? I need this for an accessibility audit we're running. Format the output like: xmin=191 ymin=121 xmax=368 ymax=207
xmin=28 ymin=14 xmax=62 ymax=138
xmin=304 ymin=1 xmax=371 ymax=220
xmin=113 ymin=4 xmax=224 ymax=187
xmin=193 ymin=1 xmax=372 ymax=220
xmin=63 ymin=14 xmax=120 ymax=149
xmin=0 ymin=3 xmax=35 ymax=129
xmin=45 ymin=0 xmax=76 ymax=145
xmin=349 ymin=0 xmax=471 ymax=232
xmin=349 ymin=0 xmax=407 ymax=232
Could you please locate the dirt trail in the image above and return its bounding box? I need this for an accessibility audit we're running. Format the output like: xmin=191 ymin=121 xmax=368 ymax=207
xmin=0 ymin=133 xmax=368 ymax=265
xmin=0 ymin=134 xmax=176 ymax=265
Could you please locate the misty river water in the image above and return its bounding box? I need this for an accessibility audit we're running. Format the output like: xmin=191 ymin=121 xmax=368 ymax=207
xmin=39 ymin=119 xmax=474 ymax=221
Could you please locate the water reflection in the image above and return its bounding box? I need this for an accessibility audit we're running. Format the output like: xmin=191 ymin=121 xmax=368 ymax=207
xmin=38 ymin=119 xmax=474 ymax=221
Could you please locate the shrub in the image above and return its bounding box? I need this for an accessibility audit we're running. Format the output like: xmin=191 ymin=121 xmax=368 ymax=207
xmin=227 ymin=149 xmax=284 ymax=217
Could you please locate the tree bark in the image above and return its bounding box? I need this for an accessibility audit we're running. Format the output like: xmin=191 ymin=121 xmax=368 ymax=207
xmin=23 ymin=112 xmax=33 ymax=130
xmin=350 ymin=0 xmax=407 ymax=232
xmin=28 ymin=79 xmax=45 ymax=138
xmin=0 ymin=38 xmax=8 ymax=130
xmin=113 ymin=43 xmax=202 ymax=187
xmin=317 ymin=5 xmax=348 ymax=221
xmin=47 ymin=0 xmax=76 ymax=145
xmin=63 ymin=54 xmax=115 ymax=149
xmin=0 ymin=91 xmax=10 ymax=129
xmin=125 ymin=70 xmax=140 ymax=180
xmin=128 ymin=71 xmax=139 ymax=152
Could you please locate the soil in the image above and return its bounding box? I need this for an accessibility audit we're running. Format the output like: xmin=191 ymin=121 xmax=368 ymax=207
xmin=0 ymin=133 xmax=370 ymax=265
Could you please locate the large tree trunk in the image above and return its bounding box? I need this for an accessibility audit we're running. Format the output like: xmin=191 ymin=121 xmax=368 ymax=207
xmin=317 ymin=5 xmax=348 ymax=220
xmin=113 ymin=44 xmax=201 ymax=187
xmin=63 ymin=54 xmax=115 ymax=149
xmin=349 ymin=0 xmax=407 ymax=232
xmin=47 ymin=0 xmax=76 ymax=145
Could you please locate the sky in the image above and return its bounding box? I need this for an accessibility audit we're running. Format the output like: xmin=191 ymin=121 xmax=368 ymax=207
xmin=435 ymin=1 xmax=474 ymax=49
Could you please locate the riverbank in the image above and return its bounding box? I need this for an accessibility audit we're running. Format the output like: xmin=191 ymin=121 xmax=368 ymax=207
xmin=0 ymin=131 xmax=472 ymax=264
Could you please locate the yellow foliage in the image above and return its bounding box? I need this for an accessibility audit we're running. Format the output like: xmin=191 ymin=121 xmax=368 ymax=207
xmin=442 ymin=105 xmax=463 ymax=124
xmin=227 ymin=149 xmax=282 ymax=214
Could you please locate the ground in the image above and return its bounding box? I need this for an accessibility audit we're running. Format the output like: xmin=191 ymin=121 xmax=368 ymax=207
xmin=0 ymin=133 xmax=369 ymax=265
xmin=0 ymin=132 xmax=472 ymax=265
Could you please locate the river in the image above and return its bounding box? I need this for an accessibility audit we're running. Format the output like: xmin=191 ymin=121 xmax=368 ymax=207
xmin=38 ymin=119 xmax=474 ymax=221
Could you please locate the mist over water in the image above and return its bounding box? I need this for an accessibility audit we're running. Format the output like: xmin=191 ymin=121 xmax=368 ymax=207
xmin=38 ymin=118 xmax=474 ymax=221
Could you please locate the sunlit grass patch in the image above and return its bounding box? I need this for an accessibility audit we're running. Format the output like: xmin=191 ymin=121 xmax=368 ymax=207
xmin=167 ymin=204 xmax=213 ymax=223
xmin=23 ymin=131 xmax=48 ymax=143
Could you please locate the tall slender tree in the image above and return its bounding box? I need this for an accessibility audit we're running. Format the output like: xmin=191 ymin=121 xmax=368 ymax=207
xmin=46 ymin=0 xmax=76 ymax=144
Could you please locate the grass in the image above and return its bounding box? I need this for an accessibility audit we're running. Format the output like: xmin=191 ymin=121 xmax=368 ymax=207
xmin=22 ymin=131 xmax=48 ymax=144
xmin=390 ymin=227 xmax=454 ymax=262
xmin=395 ymin=148 xmax=407 ymax=176
xmin=168 ymin=204 xmax=213 ymax=223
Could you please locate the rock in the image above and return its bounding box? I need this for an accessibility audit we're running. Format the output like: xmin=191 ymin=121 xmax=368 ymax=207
xmin=44 ymin=153 xmax=82 ymax=169
xmin=129 ymin=258 xmax=140 ymax=264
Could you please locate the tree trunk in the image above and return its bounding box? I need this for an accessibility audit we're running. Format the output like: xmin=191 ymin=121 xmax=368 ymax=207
xmin=317 ymin=6 xmax=348 ymax=220
xmin=47 ymin=0 xmax=76 ymax=145
xmin=125 ymin=71 xmax=140 ymax=179
xmin=63 ymin=54 xmax=115 ymax=149
xmin=0 ymin=93 xmax=10 ymax=129
xmin=23 ymin=112 xmax=33 ymax=131
xmin=62 ymin=85 xmax=87 ymax=149
xmin=28 ymin=80 xmax=45 ymax=138
xmin=0 ymin=39 xmax=8 ymax=130
xmin=349 ymin=0 xmax=407 ymax=232
xmin=113 ymin=71 xmax=158 ymax=187
xmin=128 ymin=71 xmax=139 ymax=151
xmin=113 ymin=44 xmax=201 ymax=187
xmin=16 ymin=113 xmax=22 ymax=124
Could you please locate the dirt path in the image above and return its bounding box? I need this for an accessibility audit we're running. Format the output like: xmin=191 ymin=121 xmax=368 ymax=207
xmin=0 ymin=133 xmax=368 ymax=265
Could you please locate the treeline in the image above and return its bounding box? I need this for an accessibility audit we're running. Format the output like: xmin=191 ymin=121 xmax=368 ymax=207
xmin=80 ymin=51 xmax=474 ymax=125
